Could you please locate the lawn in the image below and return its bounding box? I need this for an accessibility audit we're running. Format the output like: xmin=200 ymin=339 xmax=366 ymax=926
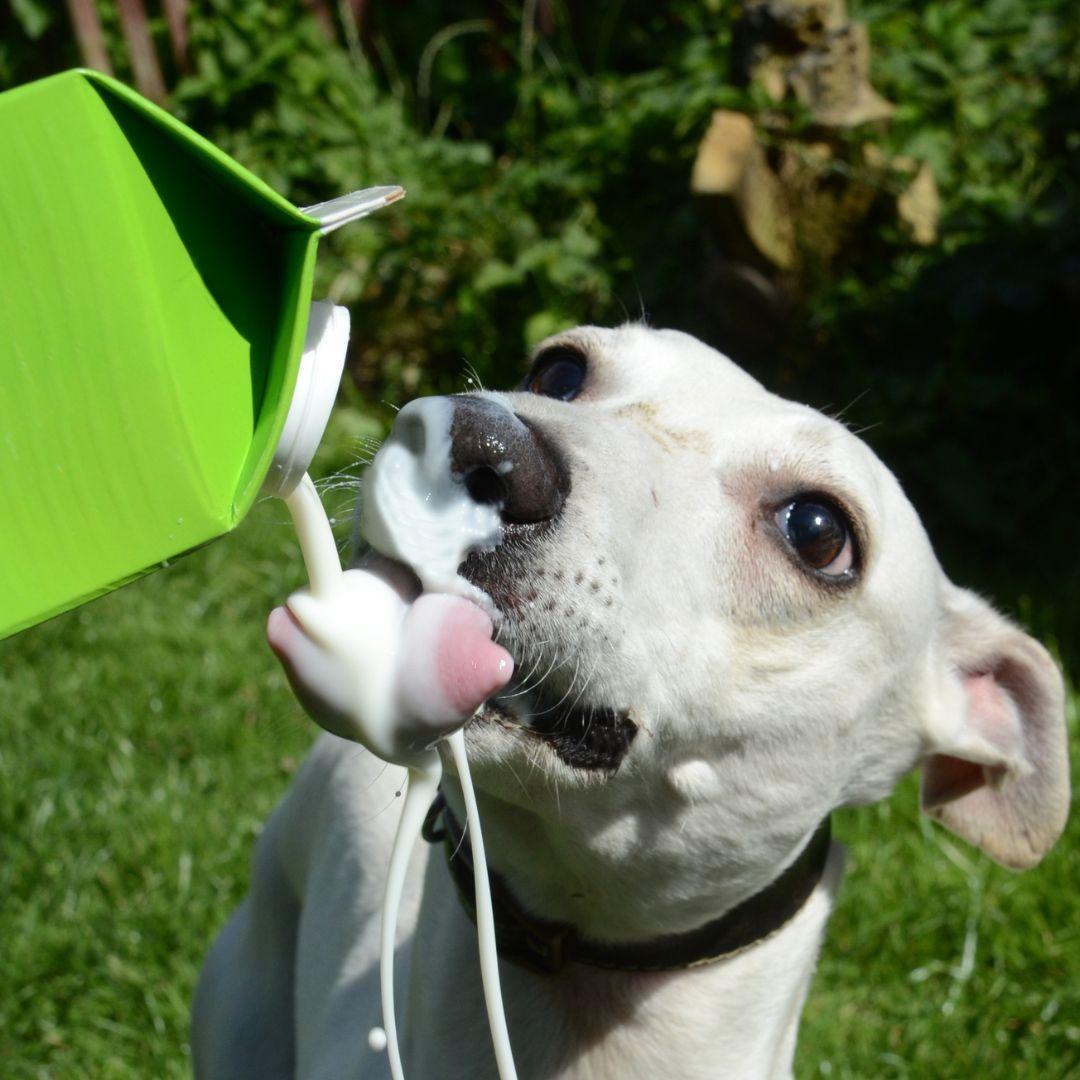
xmin=1 ymin=412 xmax=1077 ymax=1079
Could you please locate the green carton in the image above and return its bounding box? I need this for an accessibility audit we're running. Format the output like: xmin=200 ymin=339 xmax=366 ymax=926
xmin=0 ymin=69 xmax=401 ymax=640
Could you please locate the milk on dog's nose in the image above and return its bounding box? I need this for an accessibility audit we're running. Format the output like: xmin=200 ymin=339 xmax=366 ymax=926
xmin=277 ymin=396 xmax=512 ymax=762
xmin=361 ymin=397 xmax=504 ymax=598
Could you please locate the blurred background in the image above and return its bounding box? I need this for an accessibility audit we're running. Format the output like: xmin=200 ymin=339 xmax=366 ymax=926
xmin=0 ymin=1 xmax=1077 ymax=1076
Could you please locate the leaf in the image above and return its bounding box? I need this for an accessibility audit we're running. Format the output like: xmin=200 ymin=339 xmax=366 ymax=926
xmin=11 ymin=0 xmax=51 ymax=39
xmin=524 ymin=310 xmax=575 ymax=349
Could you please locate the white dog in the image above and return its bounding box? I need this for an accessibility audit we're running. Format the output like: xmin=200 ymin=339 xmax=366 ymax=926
xmin=192 ymin=325 xmax=1069 ymax=1079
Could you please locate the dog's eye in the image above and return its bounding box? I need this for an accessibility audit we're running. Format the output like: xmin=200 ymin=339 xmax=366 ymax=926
xmin=523 ymin=347 xmax=586 ymax=401
xmin=776 ymin=499 xmax=854 ymax=577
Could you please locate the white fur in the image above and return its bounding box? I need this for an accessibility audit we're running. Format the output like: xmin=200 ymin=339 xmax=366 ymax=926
xmin=192 ymin=325 xmax=1069 ymax=1079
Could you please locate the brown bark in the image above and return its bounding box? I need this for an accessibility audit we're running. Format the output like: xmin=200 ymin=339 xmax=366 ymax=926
xmin=692 ymin=110 xmax=796 ymax=272
xmin=116 ymin=0 xmax=167 ymax=102
xmin=692 ymin=0 xmax=939 ymax=366
xmin=162 ymin=0 xmax=190 ymax=74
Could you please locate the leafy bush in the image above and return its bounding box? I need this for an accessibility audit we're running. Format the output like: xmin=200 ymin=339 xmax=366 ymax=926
xmin=1 ymin=0 xmax=1076 ymax=653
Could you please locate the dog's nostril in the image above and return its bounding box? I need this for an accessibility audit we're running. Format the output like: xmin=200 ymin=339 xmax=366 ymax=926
xmin=464 ymin=466 xmax=508 ymax=508
xmin=449 ymin=397 xmax=568 ymax=524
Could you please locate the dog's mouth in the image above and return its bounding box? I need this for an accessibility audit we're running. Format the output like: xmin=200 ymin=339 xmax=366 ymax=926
xmin=456 ymin=521 xmax=553 ymax=611
xmin=454 ymin=527 xmax=638 ymax=773
xmin=362 ymin=499 xmax=636 ymax=773
xmin=479 ymin=691 xmax=637 ymax=773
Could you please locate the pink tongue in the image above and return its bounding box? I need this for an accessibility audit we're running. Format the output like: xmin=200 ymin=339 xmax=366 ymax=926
xmin=398 ymin=593 xmax=514 ymax=725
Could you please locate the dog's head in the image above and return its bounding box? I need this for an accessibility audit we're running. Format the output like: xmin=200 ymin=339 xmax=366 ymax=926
xmin=371 ymin=325 xmax=1069 ymax=942
xmin=413 ymin=325 xmax=1068 ymax=939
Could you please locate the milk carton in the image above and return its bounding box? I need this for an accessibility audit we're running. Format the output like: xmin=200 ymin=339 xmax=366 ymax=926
xmin=0 ymin=68 xmax=401 ymax=639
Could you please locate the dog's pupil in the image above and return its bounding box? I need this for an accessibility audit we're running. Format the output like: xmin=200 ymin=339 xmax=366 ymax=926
xmin=786 ymin=501 xmax=845 ymax=568
xmin=528 ymin=351 xmax=585 ymax=401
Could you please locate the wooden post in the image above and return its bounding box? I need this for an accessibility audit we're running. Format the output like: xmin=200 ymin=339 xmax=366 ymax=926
xmin=116 ymin=0 xmax=167 ymax=102
xmin=162 ymin=0 xmax=190 ymax=74
xmin=692 ymin=0 xmax=939 ymax=364
xmin=63 ymin=0 xmax=113 ymax=75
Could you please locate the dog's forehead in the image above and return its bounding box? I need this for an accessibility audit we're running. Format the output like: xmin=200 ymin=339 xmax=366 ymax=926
xmin=537 ymin=324 xmax=766 ymax=402
xmin=539 ymin=324 xmax=885 ymax=478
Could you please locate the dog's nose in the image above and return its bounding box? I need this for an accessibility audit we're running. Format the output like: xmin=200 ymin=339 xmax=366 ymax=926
xmin=448 ymin=396 xmax=569 ymax=524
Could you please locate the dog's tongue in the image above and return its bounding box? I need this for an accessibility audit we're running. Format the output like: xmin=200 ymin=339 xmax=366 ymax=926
xmin=398 ymin=592 xmax=513 ymax=723
xmin=266 ymin=568 xmax=512 ymax=754
xmin=271 ymin=396 xmax=516 ymax=756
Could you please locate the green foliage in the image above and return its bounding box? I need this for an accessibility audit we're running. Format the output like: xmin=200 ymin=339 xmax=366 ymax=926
xmin=159 ymin=0 xmax=742 ymax=407
xmin=858 ymin=0 xmax=1079 ymax=238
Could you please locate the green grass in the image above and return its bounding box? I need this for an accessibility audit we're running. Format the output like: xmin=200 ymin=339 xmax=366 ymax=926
xmin=797 ymin=772 xmax=1080 ymax=1078
xmin=1 ymin=415 xmax=1077 ymax=1078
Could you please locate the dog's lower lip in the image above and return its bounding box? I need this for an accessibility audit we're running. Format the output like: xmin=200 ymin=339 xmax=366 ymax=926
xmin=483 ymin=696 xmax=638 ymax=773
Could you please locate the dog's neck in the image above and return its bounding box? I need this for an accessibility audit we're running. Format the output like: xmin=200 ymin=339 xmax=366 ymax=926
xmin=405 ymin=838 xmax=845 ymax=1080
xmin=426 ymin=793 xmax=833 ymax=975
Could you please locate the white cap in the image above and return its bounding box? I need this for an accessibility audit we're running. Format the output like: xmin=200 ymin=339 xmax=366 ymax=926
xmin=263 ymin=299 xmax=350 ymax=498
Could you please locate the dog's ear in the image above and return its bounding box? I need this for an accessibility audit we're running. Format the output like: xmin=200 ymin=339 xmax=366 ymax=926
xmin=920 ymin=584 xmax=1070 ymax=870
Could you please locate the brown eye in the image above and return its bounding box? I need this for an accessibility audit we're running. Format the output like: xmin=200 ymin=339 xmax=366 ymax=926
xmin=776 ymin=499 xmax=854 ymax=576
xmin=522 ymin=347 xmax=586 ymax=401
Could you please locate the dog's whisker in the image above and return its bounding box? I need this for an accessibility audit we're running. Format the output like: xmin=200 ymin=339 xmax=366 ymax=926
xmin=460 ymin=360 xmax=487 ymax=393
xmin=525 ymin=656 xmax=579 ymax=716
xmin=569 ymin=666 xmax=599 ymax=717
xmin=830 ymin=387 xmax=872 ymax=423
xmin=501 ymin=652 xmax=558 ymax=699
xmin=851 ymin=421 xmax=883 ymax=437
xmin=496 ymin=638 xmax=554 ymax=699
xmin=513 ymin=644 xmax=567 ymax=705
xmin=500 ymin=755 xmax=532 ymax=803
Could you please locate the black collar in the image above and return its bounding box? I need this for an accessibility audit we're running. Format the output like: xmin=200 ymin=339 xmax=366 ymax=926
xmin=422 ymin=793 xmax=832 ymax=975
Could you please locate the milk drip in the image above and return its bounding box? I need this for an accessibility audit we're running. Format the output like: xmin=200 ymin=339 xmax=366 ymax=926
xmin=277 ymin=398 xmax=520 ymax=1080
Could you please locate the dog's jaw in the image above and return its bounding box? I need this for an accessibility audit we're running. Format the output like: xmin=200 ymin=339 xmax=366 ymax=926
xmin=453 ymin=507 xmax=647 ymax=775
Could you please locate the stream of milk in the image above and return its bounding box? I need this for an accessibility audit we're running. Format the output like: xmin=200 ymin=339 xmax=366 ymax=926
xmin=279 ymin=399 xmax=519 ymax=1080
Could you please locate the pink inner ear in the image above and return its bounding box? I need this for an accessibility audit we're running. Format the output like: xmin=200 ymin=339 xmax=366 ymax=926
xmin=922 ymin=673 xmax=1018 ymax=809
xmin=965 ymin=672 xmax=1022 ymax=753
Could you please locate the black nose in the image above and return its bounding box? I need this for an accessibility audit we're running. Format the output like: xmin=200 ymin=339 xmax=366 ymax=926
xmin=449 ymin=396 xmax=569 ymax=524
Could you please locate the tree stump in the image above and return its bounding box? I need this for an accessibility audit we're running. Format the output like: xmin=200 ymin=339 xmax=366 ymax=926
xmin=693 ymin=0 xmax=940 ymax=366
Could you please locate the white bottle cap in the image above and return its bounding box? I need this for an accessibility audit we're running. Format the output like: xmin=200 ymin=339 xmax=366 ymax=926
xmin=264 ymin=299 xmax=350 ymax=498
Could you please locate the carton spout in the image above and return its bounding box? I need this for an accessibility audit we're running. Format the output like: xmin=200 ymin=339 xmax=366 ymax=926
xmin=302 ymin=185 xmax=405 ymax=235
xmin=264 ymin=300 xmax=351 ymax=498
xmin=267 ymin=188 xmax=405 ymax=496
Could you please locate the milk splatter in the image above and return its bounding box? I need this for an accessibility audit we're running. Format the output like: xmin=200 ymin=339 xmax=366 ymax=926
xmin=360 ymin=398 xmax=501 ymax=601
